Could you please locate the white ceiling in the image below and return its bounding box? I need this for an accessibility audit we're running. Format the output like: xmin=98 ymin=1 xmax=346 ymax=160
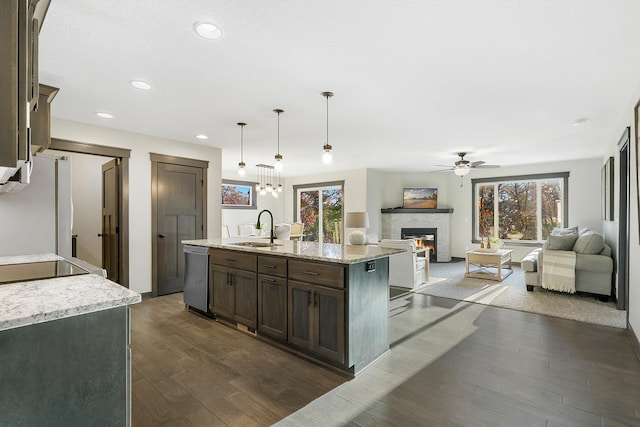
xmin=39 ymin=0 xmax=640 ymax=177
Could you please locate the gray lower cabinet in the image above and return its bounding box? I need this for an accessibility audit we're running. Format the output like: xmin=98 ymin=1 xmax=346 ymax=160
xmin=258 ymin=274 xmax=287 ymax=340
xmin=210 ymin=249 xmax=258 ymax=329
xmin=0 ymin=306 xmax=131 ymax=426
xmin=288 ymin=259 xmax=346 ymax=365
xmin=288 ymin=281 xmax=345 ymax=364
xmin=257 ymin=255 xmax=288 ymax=340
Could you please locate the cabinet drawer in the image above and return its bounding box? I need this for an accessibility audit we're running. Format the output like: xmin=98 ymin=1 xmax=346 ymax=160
xmin=258 ymin=256 xmax=287 ymax=277
xmin=211 ymin=249 xmax=257 ymax=271
xmin=288 ymin=260 xmax=344 ymax=289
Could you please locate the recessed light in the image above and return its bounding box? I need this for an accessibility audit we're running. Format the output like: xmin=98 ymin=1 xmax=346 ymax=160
xmin=96 ymin=112 xmax=114 ymax=119
xmin=196 ymin=134 xmax=208 ymax=140
xmin=572 ymin=118 xmax=588 ymax=126
xmin=194 ymin=21 xmax=223 ymax=40
xmin=130 ymin=80 xmax=152 ymax=90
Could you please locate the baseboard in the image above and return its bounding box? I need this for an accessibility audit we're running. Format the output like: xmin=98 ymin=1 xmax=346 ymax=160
xmin=629 ymin=322 xmax=640 ymax=361
xmin=139 ymin=291 xmax=153 ymax=300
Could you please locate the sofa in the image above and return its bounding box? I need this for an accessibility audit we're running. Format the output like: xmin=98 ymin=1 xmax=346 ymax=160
xmin=521 ymin=227 xmax=613 ymax=299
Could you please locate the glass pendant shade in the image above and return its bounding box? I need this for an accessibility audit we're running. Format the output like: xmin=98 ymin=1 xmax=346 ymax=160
xmin=454 ymin=167 xmax=470 ymax=176
xmin=322 ymin=143 xmax=333 ymax=164
xmin=321 ymin=91 xmax=334 ymax=165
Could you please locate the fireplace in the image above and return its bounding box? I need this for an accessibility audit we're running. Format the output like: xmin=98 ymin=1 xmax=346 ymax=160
xmin=401 ymin=228 xmax=437 ymax=262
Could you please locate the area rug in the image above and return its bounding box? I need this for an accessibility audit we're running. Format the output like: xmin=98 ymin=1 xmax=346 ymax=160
xmin=412 ymin=261 xmax=626 ymax=329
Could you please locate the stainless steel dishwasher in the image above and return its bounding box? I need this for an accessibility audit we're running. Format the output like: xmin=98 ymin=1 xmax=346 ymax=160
xmin=183 ymin=245 xmax=210 ymax=312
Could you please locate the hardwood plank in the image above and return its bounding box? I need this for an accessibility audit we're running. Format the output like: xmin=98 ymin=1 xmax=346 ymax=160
xmin=130 ymin=291 xmax=640 ymax=426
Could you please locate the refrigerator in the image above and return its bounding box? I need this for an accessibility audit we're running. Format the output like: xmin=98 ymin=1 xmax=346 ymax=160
xmin=0 ymin=153 xmax=72 ymax=257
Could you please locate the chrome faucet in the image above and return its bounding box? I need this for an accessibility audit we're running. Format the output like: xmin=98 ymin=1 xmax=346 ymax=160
xmin=256 ymin=209 xmax=274 ymax=244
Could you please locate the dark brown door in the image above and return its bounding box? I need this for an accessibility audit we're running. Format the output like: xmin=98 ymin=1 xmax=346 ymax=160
xmin=157 ymin=163 xmax=203 ymax=295
xmin=101 ymin=159 xmax=120 ymax=282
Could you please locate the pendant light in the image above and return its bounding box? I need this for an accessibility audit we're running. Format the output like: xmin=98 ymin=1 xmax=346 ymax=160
xmin=321 ymin=91 xmax=334 ymax=164
xmin=273 ymin=109 xmax=284 ymax=171
xmin=237 ymin=122 xmax=247 ymax=176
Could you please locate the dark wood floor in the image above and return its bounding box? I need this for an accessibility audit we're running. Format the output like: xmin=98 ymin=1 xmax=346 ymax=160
xmin=131 ymin=292 xmax=640 ymax=426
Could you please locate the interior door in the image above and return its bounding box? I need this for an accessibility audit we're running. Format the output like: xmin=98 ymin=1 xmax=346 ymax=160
xmin=101 ymin=158 xmax=119 ymax=282
xmin=156 ymin=163 xmax=203 ymax=295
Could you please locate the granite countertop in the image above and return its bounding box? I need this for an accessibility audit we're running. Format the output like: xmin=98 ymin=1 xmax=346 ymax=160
xmin=182 ymin=238 xmax=404 ymax=264
xmin=0 ymin=254 xmax=141 ymax=332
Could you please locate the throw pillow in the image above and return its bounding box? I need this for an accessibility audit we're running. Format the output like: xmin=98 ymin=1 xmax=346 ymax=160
xmin=546 ymin=234 xmax=579 ymax=250
xmin=551 ymin=226 xmax=579 ymax=236
xmin=572 ymin=232 xmax=605 ymax=255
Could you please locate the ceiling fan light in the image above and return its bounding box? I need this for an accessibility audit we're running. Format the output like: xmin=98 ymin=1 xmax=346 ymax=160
xmin=454 ymin=167 xmax=470 ymax=177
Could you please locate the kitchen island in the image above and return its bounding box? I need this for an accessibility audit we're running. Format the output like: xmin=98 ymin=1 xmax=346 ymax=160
xmin=182 ymin=239 xmax=403 ymax=375
xmin=0 ymin=254 xmax=141 ymax=426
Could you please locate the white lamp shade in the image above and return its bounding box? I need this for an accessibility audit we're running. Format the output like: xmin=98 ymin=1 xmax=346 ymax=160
xmin=345 ymin=212 xmax=369 ymax=228
xmin=454 ymin=166 xmax=470 ymax=176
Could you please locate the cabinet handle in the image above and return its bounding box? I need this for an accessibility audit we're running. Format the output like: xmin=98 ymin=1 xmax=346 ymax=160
xmin=262 ymin=278 xmax=276 ymax=283
xmin=226 ymin=258 xmax=236 ymax=262
xmin=303 ymin=271 xmax=319 ymax=276
xmin=159 ymin=234 xmax=166 ymax=238
xmin=226 ymin=272 xmax=231 ymax=286
xmin=313 ymin=291 xmax=318 ymax=307
xmin=307 ymin=290 xmax=312 ymax=306
xmin=263 ymin=265 xmax=276 ymax=269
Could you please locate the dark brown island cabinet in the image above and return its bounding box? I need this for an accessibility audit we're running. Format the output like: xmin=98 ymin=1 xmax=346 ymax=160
xmin=184 ymin=241 xmax=397 ymax=375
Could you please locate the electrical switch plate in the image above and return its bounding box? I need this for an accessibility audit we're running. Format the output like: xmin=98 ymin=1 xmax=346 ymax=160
xmin=366 ymin=260 xmax=376 ymax=272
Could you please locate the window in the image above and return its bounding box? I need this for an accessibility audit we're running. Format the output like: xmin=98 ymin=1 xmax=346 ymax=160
xmin=472 ymin=173 xmax=569 ymax=242
xmin=293 ymin=181 xmax=344 ymax=243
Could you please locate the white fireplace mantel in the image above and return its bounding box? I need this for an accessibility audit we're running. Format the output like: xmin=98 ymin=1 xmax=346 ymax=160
xmin=381 ymin=209 xmax=453 ymax=262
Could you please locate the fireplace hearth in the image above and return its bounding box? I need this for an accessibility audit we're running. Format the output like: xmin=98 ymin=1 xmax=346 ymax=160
xmin=401 ymin=228 xmax=437 ymax=262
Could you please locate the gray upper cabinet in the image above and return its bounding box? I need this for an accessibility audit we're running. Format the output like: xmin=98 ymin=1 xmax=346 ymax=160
xmin=0 ymin=0 xmax=51 ymax=189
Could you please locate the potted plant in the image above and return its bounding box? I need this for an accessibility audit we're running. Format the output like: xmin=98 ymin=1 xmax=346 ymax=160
xmin=506 ymin=231 xmax=523 ymax=240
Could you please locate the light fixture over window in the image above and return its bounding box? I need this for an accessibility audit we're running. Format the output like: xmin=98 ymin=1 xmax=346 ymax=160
xmin=321 ymin=91 xmax=334 ymax=164
xmin=273 ymin=109 xmax=284 ymax=171
xmin=237 ymin=122 xmax=246 ymax=177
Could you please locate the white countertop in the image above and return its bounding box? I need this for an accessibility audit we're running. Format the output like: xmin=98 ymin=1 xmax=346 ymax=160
xmin=182 ymin=238 xmax=404 ymax=264
xmin=0 ymin=254 xmax=141 ymax=332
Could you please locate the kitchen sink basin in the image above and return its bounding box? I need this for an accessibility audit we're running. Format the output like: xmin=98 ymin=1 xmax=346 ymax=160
xmin=230 ymin=241 xmax=282 ymax=248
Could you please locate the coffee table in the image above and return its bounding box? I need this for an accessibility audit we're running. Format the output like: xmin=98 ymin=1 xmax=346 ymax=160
xmin=465 ymin=249 xmax=513 ymax=281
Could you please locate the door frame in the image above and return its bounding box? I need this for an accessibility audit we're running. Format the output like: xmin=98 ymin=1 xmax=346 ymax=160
xmin=49 ymin=138 xmax=131 ymax=289
xmin=617 ymin=128 xmax=630 ymax=313
xmin=293 ymin=180 xmax=344 ymax=243
xmin=150 ymin=153 xmax=208 ymax=297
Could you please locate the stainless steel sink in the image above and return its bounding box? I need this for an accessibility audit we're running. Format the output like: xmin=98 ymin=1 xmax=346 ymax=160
xmin=230 ymin=241 xmax=282 ymax=248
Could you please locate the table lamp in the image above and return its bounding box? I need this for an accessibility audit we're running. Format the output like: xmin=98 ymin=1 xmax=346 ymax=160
xmin=345 ymin=212 xmax=369 ymax=245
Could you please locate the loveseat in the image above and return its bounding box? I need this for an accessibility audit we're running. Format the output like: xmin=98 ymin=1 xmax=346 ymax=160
xmin=521 ymin=227 xmax=613 ymax=298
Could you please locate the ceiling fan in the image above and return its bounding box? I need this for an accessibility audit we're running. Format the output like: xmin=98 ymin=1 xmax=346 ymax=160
xmin=434 ymin=152 xmax=500 ymax=176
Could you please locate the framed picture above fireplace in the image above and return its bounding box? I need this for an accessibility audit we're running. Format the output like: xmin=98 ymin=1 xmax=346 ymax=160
xmin=403 ymin=188 xmax=437 ymax=209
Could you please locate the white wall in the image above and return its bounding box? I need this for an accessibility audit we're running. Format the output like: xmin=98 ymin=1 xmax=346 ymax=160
xmin=220 ymin=171 xmax=285 ymax=235
xmin=52 ymin=118 xmax=222 ymax=294
xmin=0 ymin=155 xmax=57 ymax=256
xmin=47 ymin=150 xmax=105 ymax=268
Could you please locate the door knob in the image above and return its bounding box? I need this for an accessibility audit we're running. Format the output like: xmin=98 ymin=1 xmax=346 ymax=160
xmin=98 ymin=233 xmax=104 ymax=237
xmin=159 ymin=234 xmax=166 ymax=238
